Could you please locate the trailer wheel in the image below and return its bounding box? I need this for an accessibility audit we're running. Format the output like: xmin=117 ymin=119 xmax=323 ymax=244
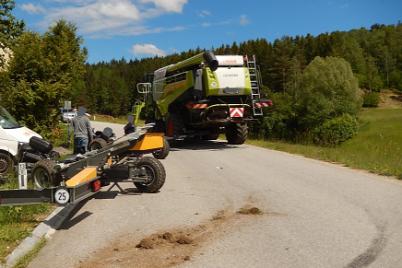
xmin=152 ymin=137 xmax=170 ymax=159
xmin=225 ymin=123 xmax=248 ymax=144
xmin=89 ymin=138 xmax=107 ymax=151
xmin=134 ymin=157 xmax=166 ymax=193
xmin=0 ymin=152 xmax=13 ymax=176
xmin=32 ymin=159 xmax=58 ymax=189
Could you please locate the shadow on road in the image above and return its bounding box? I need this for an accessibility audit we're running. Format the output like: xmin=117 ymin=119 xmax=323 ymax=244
xmin=60 ymin=211 xmax=93 ymax=230
xmin=44 ymin=188 xmax=143 ymax=231
xmin=58 ymin=199 xmax=92 ymax=230
xmin=96 ymin=188 xmax=142 ymax=196
xmin=43 ymin=198 xmax=92 ymax=230
xmin=170 ymin=140 xmax=245 ymax=152
xmin=93 ymin=191 xmax=119 ymax=199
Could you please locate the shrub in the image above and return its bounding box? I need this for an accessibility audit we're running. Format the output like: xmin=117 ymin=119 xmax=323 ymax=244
xmin=363 ymin=92 xmax=380 ymax=107
xmin=313 ymin=114 xmax=358 ymax=146
xmin=295 ymin=57 xmax=362 ymax=131
xmin=249 ymin=92 xmax=297 ymax=140
xmin=252 ymin=57 xmax=362 ymax=143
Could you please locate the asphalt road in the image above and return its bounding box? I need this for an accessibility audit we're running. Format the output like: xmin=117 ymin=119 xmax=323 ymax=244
xmin=28 ymin=121 xmax=402 ymax=268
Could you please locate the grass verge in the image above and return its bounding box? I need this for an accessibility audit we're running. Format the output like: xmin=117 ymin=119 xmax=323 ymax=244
xmin=248 ymin=108 xmax=402 ymax=178
xmin=0 ymin=177 xmax=52 ymax=263
xmin=0 ymin=204 xmax=52 ymax=262
xmin=12 ymin=237 xmax=46 ymax=268
xmin=0 ymin=122 xmax=66 ymax=263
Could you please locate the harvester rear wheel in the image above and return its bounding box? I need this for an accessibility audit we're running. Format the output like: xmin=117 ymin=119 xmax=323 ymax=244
xmin=134 ymin=157 xmax=166 ymax=193
xmin=225 ymin=123 xmax=248 ymax=144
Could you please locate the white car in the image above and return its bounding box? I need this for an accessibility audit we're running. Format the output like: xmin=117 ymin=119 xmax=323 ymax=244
xmin=0 ymin=106 xmax=41 ymax=176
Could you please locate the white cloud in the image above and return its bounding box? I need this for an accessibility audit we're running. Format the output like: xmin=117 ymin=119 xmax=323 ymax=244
xmin=43 ymin=0 xmax=141 ymax=34
xmin=139 ymin=0 xmax=187 ymax=13
xmin=37 ymin=0 xmax=189 ymax=37
xmin=131 ymin=43 xmax=166 ymax=57
xmin=198 ymin=10 xmax=211 ymax=18
xmin=201 ymin=20 xmax=232 ymax=28
xmin=87 ymin=24 xmax=186 ymax=38
xmin=239 ymin=14 xmax=249 ymax=26
xmin=21 ymin=3 xmax=46 ymax=14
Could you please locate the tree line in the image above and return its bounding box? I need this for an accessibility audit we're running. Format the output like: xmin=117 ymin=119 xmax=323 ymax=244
xmin=82 ymin=23 xmax=402 ymax=116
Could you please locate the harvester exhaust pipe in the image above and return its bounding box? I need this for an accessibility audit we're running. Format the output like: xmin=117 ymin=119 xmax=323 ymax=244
xmin=203 ymin=51 xmax=219 ymax=71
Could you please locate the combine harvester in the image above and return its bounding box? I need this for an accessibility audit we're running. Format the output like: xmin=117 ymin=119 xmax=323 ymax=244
xmin=136 ymin=51 xmax=272 ymax=145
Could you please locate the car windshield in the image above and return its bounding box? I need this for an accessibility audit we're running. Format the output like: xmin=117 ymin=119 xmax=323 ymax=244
xmin=0 ymin=106 xmax=21 ymax=129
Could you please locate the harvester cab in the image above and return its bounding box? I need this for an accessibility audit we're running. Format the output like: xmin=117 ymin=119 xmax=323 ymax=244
xmin=135 ymin=51 xmax=272 ymax=144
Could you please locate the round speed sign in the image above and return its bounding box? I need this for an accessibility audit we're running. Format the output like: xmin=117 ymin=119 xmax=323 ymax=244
xmin=54 ymin=188 xmax=70 ymax=205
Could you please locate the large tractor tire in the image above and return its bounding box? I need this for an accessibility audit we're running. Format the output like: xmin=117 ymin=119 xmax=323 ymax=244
xmin=32 ymin=159 xmax=59 ymax=189
xmin=89 ymin=138 xmax=107 ymax=151
xmin=152 ymin=137 xmax=170 ymax=159
xmin=225 ymin=123 xmax=248 ymax=145
xmin=0 ymin=152 xmax=13 ymax=176
xmin=134 ymin=157 xmax=166 ymax=193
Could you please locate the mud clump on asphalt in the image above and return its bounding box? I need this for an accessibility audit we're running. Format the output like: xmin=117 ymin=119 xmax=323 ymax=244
xmin=135 ymin=232 xmax=194 ymax=249
xmin=161 ymin=232 xmax=175 ymax=242
xmin=175 ymin=234 xmax=193 ymax=245
xmin=237 ymin=206 xmax=263 ymax=215
xmin=136 ymin=238 xmax=155 ymax=249
xmin=211 ymin=210 xmax=226 ymax=221
xmin=80 ymin=226 xmax=208 ymax=268
xmin=79 ymin=205 xmax=265 ymax=268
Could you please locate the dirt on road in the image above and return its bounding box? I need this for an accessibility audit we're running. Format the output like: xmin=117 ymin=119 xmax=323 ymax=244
xmin=78 ymin=205 xmax=264 ymax=268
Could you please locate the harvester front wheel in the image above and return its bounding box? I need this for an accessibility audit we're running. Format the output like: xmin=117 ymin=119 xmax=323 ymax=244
xmin=134 ymin=157 xmax=166 ymax=193
xmin=225 ymin=123 xmax=248 ymax=144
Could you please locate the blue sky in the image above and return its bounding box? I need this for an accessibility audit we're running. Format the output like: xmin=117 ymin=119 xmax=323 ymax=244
xmin=14 ymin=0 xmax=402 ymax=63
